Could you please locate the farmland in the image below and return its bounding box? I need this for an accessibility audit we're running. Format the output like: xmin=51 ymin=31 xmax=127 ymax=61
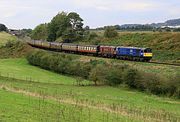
xmin=0 ymin=58 xmax=180 ymax=121
xmin=0 ymin=31 xmax=179 ymax=121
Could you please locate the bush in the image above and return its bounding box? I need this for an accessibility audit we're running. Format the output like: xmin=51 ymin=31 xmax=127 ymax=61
xmin=104 ymin=65 xmax=124 ymax=86
xmin=124 ymin=69 xmax=138 ymax=88
xmin=89 ymin=64 xmax=108 ymax=85
xmin=104 ymin=27 xmax=118 ymax=38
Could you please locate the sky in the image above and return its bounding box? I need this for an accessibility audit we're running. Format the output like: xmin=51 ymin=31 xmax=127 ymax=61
xmin=0 ymin=0 xmax=180 ymax=29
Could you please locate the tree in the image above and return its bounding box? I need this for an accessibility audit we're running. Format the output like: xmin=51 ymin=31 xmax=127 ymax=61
xmin=65 ymin=12 xmax=84 ymax=41
xmin=124 ymin=69 xmax=137 ymax=88
xmin=0 ymin=24 xmax=7 ymax=32
xmin=21 ymin=29 xmax=32 ymax=37
xmin=105 ymin=66 xmax=123 ymax=86
xmin=104 ymin=26 xmax=118 ymax=38
xmin=67 ymin=12 xmax=84 ymax=31
xmin=31 ymin=24 xmax=48 ymax=40
xmin=47 ymin=12 xmax=69 ymax=41
xmin=89 ymin=64 xmax=107 ymax=85
xmin=47 ymin=12 xmax=84 ymax=42
xmin=84 ymin=26 xmax=90 ymax=30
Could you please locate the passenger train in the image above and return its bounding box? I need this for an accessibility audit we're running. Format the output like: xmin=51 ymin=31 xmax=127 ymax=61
xmin=28 ymin=40 xmax=153 ymax=62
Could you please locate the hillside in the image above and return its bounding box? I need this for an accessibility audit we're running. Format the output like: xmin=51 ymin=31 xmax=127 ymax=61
xmin=0 ymin=32 xmax=17 ymax=47
xmin=119 ymin=18 xmax=180 ymax=28
xmin=0 ymin=32 xmax=33 ymax=58
xmin=0 ymin=58 xmax=179 ymax=121
xmin=0 ymin=29 xmax=179 ymax=122
xmin=80 ymin=32 xmax=180 ymax=63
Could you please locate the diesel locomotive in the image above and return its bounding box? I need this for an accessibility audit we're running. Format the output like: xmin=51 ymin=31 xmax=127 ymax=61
xmin=28 ymin=40 xmax=153 ymax=62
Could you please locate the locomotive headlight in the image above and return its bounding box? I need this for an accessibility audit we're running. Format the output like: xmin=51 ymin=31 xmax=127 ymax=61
xmin=144 ymin=53 xmax=153 ymax=57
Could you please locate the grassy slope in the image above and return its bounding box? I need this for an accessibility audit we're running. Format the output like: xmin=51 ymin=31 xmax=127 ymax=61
xmin=0 ymin=58 xmax=179 ymax=121
xmin=0 ymin=89 xmax=131 ymax=122
xmin=0 ymin=58 xmax=179 ymax=83
xmin=0 ymin=32 xmax=179 ymax=121
xmin=80 ymin=32 xmax=180 ymax=63
xmin=78 ymin=55 xmax=180 ymax=78
xmin=0 ymin=32 xmax=17 ymax=46
xmin=0 ymin=58 xmax=77 ymax=85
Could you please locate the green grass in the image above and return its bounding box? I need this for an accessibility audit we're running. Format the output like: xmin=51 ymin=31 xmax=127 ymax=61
xmin=0 ymin=76 xmax=179 ymax=122
xmin=0 ymin=89 xmax=133 ymax=122
xmin=0 ymin=32 xmax=17 ymax=47
xmin=0 ymin=58 xmax=78 ymax=85
xmin=79 ymin=55 xmax=180 ymax=78
xmin=0 ymin=57 xmax=179 ymax=85
xmin=0 ymin=58 xmax=179 ymax=121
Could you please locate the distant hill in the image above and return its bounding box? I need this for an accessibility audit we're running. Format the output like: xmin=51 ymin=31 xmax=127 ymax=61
xmin=150 ymin=18 xmax=180 ymax=28
xmin=120 ymin=18 xmax=180 ymax=29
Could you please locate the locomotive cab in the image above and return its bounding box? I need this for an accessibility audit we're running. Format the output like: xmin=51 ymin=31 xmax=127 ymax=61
xmin=142 ymin=48 xmax=152 ymax=61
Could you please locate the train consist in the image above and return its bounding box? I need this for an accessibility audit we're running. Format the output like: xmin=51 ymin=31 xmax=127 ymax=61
xmin=28 ymin=40 xmax=153 ymax=62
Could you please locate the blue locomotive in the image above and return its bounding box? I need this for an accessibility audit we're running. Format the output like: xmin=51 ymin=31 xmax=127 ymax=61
xmin=116 ymin=47 xmax=152 ymax=61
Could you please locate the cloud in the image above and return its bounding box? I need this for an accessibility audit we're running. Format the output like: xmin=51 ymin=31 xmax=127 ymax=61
xmin=0 ymin=0 xmax=179 ymax=29
xmin=72 ymin=0 xmax=157 ymax=11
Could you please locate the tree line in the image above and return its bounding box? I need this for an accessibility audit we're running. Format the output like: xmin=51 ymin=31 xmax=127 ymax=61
xmin=31 ymin=12 xmax=85 ymax=42
xmin=27 ymin=50 xmax=180 ymax=98
xmin=31 ymin=11 xmax=120 ymax=42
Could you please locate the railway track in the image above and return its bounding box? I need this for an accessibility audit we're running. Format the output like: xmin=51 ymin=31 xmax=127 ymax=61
xmin=149 ymin=61 xmax=180 ymax=67
xmin=29 ymin=44 xmax=180 ymax=67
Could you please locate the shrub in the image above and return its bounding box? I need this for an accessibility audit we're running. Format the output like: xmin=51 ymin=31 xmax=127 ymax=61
xmin=104 ymin=66 xmax=124 ymax=86
xmin=123 ymin=69 xmax=138 ymax=88
xmin=89 ymin=64 xmax=108 ymax=85
xmin=104 ymin=27 xmax=118 ymax=38
xmin=26 ymin=50 xmax=179 ymax=98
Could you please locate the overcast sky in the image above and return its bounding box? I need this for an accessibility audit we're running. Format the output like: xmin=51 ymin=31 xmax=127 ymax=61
xmin=0 ymin=0 xmax=180 ymax=29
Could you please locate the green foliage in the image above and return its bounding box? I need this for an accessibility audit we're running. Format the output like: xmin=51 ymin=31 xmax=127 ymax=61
xmin=124 ymin=69 xmax=138 ymax=88
xmin=0 ymin=32 xmax=17 ymax=47
xmin=89 ymin=64 xmax=107 ymax=85
xmin=0 ymin=40 xmax=32 ymax=58
xmin=31 ymin=23 xmax=48 ymax=40
xmin=104 ymin=27 xmax=118 ymax=38
xmin=47 ymin=12 xmax=69 ymax=41
xmin=0 ymin=24 xmax=7 ymax=32
xmin=87 ymin=32 xmax=98 ymax=40
xmin=173 ymin=28 xmax=180 ymax=32
xmin=26 ymin=50 xmax=180 ymax=98
xmin=47 ymin=12 xmax=84 ymax=42
xmin=105 ymin=66 xmax=124 ymax=86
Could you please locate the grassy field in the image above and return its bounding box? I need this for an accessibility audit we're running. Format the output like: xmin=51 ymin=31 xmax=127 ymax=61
xmin=0 ymin=89 xmax=133 ymax=122
xmin=0 ymin=58 xmax=78 ymax=85
xmin=0 ymin=76 xmax=179 ymax=122
xmin=0 ymin=57 xmax=179 ymax=84
xmin=0 ymin=58 xmax=179 ymax=121
xmin=0 ymin=32 xmax=17 ymax=47
xmin=0 ymin=32 xmax=179 ymax=121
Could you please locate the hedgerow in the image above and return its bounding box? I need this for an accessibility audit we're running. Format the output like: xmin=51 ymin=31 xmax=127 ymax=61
xmin=26 ymin=50 xmax=180 ymax=98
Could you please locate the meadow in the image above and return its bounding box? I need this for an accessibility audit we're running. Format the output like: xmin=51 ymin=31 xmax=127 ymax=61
xmin=0 ymin=32 xmax=17 ymax=47
xmin=0 ymin=58 xmax=77 ymax=85
xmin=0 ymin=32 xmax=179 ymax=121
xmin=0 ymin=89 xmax=132 ymax=122
xmin=0 ymin=58 xmax=179 ymax=121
